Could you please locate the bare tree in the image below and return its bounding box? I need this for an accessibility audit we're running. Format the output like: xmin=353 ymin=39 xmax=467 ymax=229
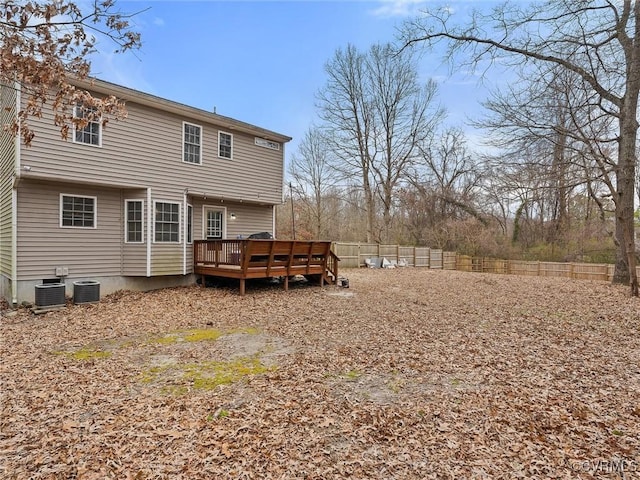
xmin=317 ymin=43 xmax=443 ymax=243
xmin=413 ymin=127 xmax=484 ymax=224
xmin=478 ymin=64 xmax=615 ymax=251
xmin=1 ymin=0 xmax=142 ymax=145
xmin=402 ymin=1 xmax=639 ymax=295
xmin=288 ymin=127 xmax=340 ymax=239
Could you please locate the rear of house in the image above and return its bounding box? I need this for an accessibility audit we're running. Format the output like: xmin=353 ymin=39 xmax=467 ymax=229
xmin=0 ymin=78 xmax=291 ymax=305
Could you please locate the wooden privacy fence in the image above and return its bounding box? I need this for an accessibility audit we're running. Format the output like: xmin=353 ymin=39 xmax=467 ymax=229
xmin=332 ymin=242 xmax=638 ymax=283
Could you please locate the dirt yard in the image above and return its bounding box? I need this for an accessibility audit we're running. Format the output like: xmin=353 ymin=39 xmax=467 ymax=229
xmin=1 ymin=269 xmax=639 ymax=479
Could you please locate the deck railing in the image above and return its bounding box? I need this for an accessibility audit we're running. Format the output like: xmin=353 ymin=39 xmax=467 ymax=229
xmin=194 ymin=240 xmax=244 ymax=267
xmin=194 ymin=239 xmax=339 ymax=294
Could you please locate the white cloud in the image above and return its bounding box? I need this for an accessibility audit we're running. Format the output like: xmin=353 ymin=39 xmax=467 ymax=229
xmin=89 ymin=51 xmax=155 ymax=95
xmin=153 ymin=17 xmax=165 ymax=27
xmin=369 ymin=0 xmax=430 ymax=18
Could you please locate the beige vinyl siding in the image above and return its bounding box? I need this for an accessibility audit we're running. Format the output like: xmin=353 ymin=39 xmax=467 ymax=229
xmin=226 ymin=203 xmax=274 ymax=238
xmin=190 ymin=199 xmax=273 ymax=240
xmin=122 ymin=244 xmax=147 ymax=275
xmin=16 ymin=181 xmax=123 ymax=280
xmin=151 ymin=244 xmax=184 ymax=276
xmin=21 ymin=97 xmax=285 ymax=205
xmin=0 ymin=83 xmax=17 ymax=277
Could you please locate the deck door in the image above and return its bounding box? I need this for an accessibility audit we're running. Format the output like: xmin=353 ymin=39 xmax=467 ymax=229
xmin=204 ymin=207 xmax=225 ymax=239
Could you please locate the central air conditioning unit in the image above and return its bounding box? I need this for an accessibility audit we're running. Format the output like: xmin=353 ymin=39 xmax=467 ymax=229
xmin=73 ymin=281 xmax=100 ymax=304
xmin=35 ymin=283 xmax=66 ymax=308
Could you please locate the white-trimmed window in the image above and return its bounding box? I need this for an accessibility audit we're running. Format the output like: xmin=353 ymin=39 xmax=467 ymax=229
xmin=125 ymin=200 xmax=144 ymax=243
xmin=154 ymin=201 xmax=180 ymax=243
xmin=60 ymin=194 xmax=96 ymax=228
xmin=186 ymin=204 xmax=193 ymax=244
xmin=183 ymin=122 xmax=202 ymax=164
xmin=73 ymin=104 xmax=102 ymax=146
xmin=204 ymin=208 xmax=224 ymax=239
xmin=218 ymin=131 xmax=233 ymax=159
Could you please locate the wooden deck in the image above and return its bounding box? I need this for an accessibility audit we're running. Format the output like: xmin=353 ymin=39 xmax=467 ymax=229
xmin=194 ymin=239 xmax=339 ymax=295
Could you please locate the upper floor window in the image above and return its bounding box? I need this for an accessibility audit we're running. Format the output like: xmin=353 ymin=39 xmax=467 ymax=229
xmin=218 ymin=131 xmax=233 ymax=159
xmin=73 ymin=104 xmax=101 ymax=146
xmin=125 ymin=200 xmax=144 ymax=243
xmin=183 ymin=122 xmax=202 ymax=164
xmin=154 ymin=201 xmax=180 ymax=243
xmin=60 ymin=194 xmax=96 ymax=228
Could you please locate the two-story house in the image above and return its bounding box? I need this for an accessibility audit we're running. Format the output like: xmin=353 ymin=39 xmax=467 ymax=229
xmin=1 ymin=78 xmax=291 ymax=306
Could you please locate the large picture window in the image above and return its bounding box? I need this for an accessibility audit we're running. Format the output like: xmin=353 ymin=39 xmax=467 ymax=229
xmin=183 ymin=122 xmax=202 ymax=164
xmin=60 ymin=194 xmax=96 ymax=228
xmin=218 ymin=131 xmax=233 ymax=159
xmin=73 ymin=104 xmax=101 ymax=146
xmin=125 ymin=200 xmax=144 ymax=243
xmin=154 ymin=201 xmax=180 ymax=243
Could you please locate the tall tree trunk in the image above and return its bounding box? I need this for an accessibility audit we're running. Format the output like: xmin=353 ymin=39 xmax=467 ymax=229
xmin=363 ymin=174 xmax=375 ymax=243
xmin=613 ymin=111 xmax=639 ymax=295
xmin=612 ymin=3 xmax=639 ymax=295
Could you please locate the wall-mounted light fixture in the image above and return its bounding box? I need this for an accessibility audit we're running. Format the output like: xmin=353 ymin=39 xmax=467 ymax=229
xmin=229 ymin=213 xmax=236 ymax=220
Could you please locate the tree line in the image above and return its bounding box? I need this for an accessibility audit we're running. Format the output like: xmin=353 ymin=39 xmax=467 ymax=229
xmin=276 ymin=0 xmax=639 ymax=295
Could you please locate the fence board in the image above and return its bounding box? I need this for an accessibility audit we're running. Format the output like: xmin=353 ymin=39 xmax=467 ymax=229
xmin=331 ymin=242 xmax=638 ymax=286
xmin=415 ymin=247 xmax=430 ymax=267
xmin=443 ymin=252 xmax=457 ymax=270
xmin=456 ymin=255 xmax=472 ymax=272
xmin=399 ymin=246 xmax=415 ymax=266
xmin=430 ymin=249 xmax=443 ymax=269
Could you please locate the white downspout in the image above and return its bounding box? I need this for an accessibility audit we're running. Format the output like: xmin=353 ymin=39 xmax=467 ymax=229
xmin=182 ymin=189 xmax=187 ymax=275
xmin=11 ymin=80 xmax=21 ymax=305
xmin=146 ymin=188 xmax=152 ymax=277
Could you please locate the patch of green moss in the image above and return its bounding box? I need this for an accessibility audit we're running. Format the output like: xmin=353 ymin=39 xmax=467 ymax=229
xmin=60 ymin=347 xmax=112 ymax=361
xmin=146 ymin=327 xmax=259 ymax=345
xmin=140 ymin=356 xmax=273 ymax=394
xmin=185 ymin=357 xmax=271 ymax=390
xmin=342 ymin=369 xmax=361 ymax=381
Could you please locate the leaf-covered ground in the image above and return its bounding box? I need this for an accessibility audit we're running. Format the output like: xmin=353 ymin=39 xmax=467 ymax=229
xmin=1 ymin=269 xmax=639 ymax=479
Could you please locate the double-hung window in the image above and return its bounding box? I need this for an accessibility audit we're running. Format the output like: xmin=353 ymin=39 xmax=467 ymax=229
xmin=73 ymin=104 xmax=101 ymax=146
xmin=183 ymin=122 xmax=202 ymax=164
xmin=60 ymin=194 xmax=96 ymax=228
xmin=154 ymin=201 xmax=180 ymax=243
xmin=125 ymin=200 xmax=144 ymax=243
xmin=218 ymin=131 xmax=233 ymax=159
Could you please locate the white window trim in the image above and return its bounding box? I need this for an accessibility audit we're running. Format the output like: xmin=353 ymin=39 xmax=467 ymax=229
xmin=153 ymin=200 xmax=181 ymax=244
xmin=182 ymin=121 xmax=202 ymax=165
xmin=202 ymin=205 xmax=227 ymax=240
xmin=218 ymin=130 xmax=233 ymax=160
xmin=186 ymin=204 xmax=193 ymax=244
xmin=124 ymin=199 xmax=145 ymax=244
xmin=72 ymin=104 xmax=102 ymax=147
xmin=60 ymin=193 xmax=97 ymax=229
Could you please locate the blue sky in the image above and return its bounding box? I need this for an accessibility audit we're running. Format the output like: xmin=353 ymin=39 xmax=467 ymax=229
xmin=90 ymin=0 xmax=504 ymax=161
